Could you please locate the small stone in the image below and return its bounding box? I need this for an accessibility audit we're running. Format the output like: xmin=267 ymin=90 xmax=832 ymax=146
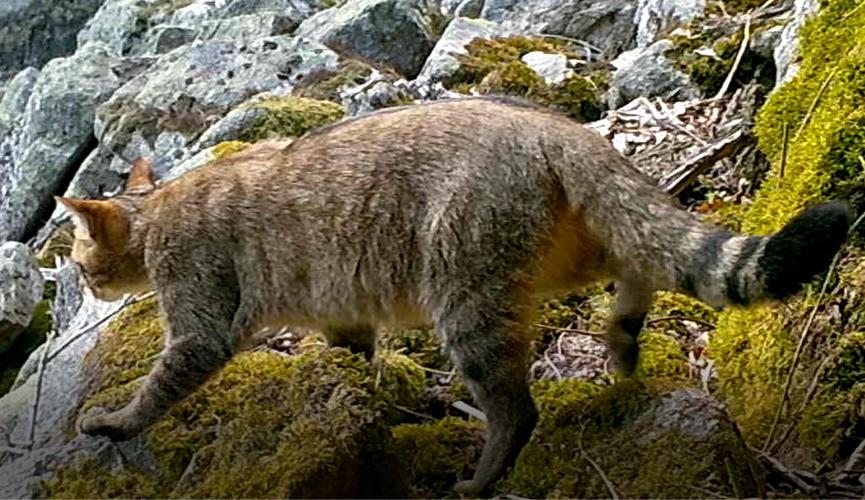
xmin=520 ymin=51 xmax=572 ymax=85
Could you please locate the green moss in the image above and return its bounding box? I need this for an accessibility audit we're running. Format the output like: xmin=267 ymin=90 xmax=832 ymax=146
xmin=0 ymin=300 xmax=51 ymax=395
xmin=55 ymin=295 xmax=425 ymax=498
xmin=293 ymin=59 xmax=374 ymax=102
xmin=36 ymin=226 xmax=73 ymax=269
xmin=392 ymin=417 xmax=485 ymax=498
xmin=502 ymin=379 xmax=761 ymax=498
xmin=634 ymin=331 xmax=690 ymax=381
xmin=82 ymin=297 xmax=164 ymax=397
xmin=667 ymin=29 xmax=742 ymax=95
xmin=709 ymin=0 xmax=865 ymax=464
xmin=238 ymin=95 xmax=345 ymax=142
xmin=44 ymin=459 xmax=161 ymax=499
xmin=210 ymin=140 xmax=249 ymax=159
xmin=447 ymin=36 xmax=608 ymax=121
xmin=379 ymin=327 xmax=448 ymax=371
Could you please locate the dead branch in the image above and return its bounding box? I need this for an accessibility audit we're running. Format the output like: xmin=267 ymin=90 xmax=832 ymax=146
xmin=795 ymin=69 xmax=837 ymax=139
xmin=27 ymin=329 xmax=55 ymax=451
xmin=46 ymin=291 xmax=155 ymax=364
xmin=660 ymin=129 xmax=749 ymax=195
xmin=452 ymin=401 xmax=487 ymax=421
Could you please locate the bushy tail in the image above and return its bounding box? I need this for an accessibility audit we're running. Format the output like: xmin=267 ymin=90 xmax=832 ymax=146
xmin=677 ymin=201 xmax=852 ymax=307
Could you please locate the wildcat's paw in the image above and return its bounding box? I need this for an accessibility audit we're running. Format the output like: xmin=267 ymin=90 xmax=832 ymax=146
xmin=78 ymin=412 xmax=141 ymax=441
xmin=453 ymin=479 xmax=483 ymax=497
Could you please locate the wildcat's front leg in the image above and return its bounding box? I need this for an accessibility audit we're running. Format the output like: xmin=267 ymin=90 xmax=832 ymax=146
xmin=80 ymin=283 xmax=242 ymax=441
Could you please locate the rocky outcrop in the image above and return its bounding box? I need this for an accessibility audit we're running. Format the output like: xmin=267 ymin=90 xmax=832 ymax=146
xmin=0 ymin=243 xmax=44 ymax=356
xmin=0 ymin=0 xmax=104 ymax=72
xmin=606 ymin=39 xmax=701 ymax=109
xmin=488 ymin=0 xmax=638 ymax=56
xmin=417 ymin=17 xmax=500 ymax=84
xmin=80 ymin=36 xmax=339 ymax=197
xmin=297 ymin=0 xmax=440 ymax=78
xmin=635 ymin=0 xmax=706 ymax=48
xmin=0 ymin=43 xmax=134 ymax=242
xmin=775 ymin=0 xmax=819 ymax=87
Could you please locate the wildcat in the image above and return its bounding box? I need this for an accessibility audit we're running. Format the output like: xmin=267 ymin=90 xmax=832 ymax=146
xmin=58 ymin=97 xmax=851 ymax=496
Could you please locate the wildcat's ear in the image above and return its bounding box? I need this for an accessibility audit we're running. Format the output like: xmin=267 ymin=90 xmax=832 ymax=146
xmin=125 ymin=158 xmax=156 ymax=194
xmin=54 ymin=197 xmax=129 ymax=248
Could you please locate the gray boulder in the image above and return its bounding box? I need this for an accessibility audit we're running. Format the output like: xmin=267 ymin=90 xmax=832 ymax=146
xmin=77 ymin=0 xmax=149 ymax=56
xmin=0 ymin=68 xmax=40 ymax=179
xmin=606 ymin=39 xmax=701 ymax=109
xmin=0 ymin=0 xmax=104 ymax=72
xmin=635 ymin=0 xmax=706 ymax=48
xmin=171 ymin=0 xmax=320 ymax=27
xmin=78 ymin=36 xmax=338 ymax=198
xmin=0 ymin=242 xmax=44 ymax=356
xmin=0 ymin=67 xmax=40 ymax=128
xmin=486 ymin=0 xmax=637 ymax=56
xmin=297 ymin=0 xmax=440 ymax=78
xmin=0 ymin=43 xmax=134 ymax=243
xmin=775 ymin=0 xmax=819 ymax=87
xmin=416 ymin=17 xmax=500 ymax=84
xmin=197 ymin=12 xmax=301 ymax=42
xmin=441 ymin=0 xmax=483 ymax=17
xmin=142 ymin=25 xmax=200 ymax=55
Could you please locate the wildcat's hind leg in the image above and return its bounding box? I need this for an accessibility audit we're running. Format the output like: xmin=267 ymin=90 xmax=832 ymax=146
xmin=436 ymin=297 xmax=538 ymax=497
xmin=605 ymin=280 xmax=653 ymax=375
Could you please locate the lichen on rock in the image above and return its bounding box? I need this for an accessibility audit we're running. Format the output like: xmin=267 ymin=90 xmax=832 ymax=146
xmin=237 ymin=94 xmax=346 ymax=142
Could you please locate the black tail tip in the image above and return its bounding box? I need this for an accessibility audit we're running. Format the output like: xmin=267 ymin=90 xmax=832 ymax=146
xmin=760 ymin=201 xmax=854 ymax=301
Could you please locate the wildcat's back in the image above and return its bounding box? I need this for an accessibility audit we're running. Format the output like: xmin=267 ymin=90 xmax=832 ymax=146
xmin=63 ymin=97 xmax=851 ymax=497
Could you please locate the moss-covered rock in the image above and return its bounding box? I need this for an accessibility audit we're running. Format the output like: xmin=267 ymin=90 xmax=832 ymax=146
xmin=293 ymin=58 xmax=375 ymax=103
xmin=237 ymin=95 xmax=345 ymax=142
xmin=46 ymin=294 xmax=427 ymax=498
xmin=665 ymin=22 xmax=775 ymax=95
xmin=379 ymin=327 xmax=448 ymax=371
xmin=710 ymin=0 xmax=865 ymax=468
xmin=446 ymin=36 xmax=608 ymax=122
xmin=0 ymin=300 xmax=51 ymax=396
xmin=504 ymin=381 xmax=762 ymax=498
xmin=393 ymin=417 xmax=485 ymax=498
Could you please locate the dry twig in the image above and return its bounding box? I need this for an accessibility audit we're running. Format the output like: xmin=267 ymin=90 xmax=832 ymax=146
xmin=795 ymin=69 xmax=837 ymax=139
xmin=534 ymin=323 xmax=604 ymax=337
xmin=714 ymin=17 xmax=751 ymax=99
xmin=47 ymin=291 xmax=156 ymax=364
xmin=579 ymin=427 xmax=619 ymax=499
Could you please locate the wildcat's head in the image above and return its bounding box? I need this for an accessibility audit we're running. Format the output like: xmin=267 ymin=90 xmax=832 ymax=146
xmin=55 ymin=159 xmax=156 ymax=302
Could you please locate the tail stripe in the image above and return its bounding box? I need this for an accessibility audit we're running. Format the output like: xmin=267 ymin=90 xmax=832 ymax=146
xmin=680 ymin=231 xmax=732 ymax=301
xmin=725 ymin=236 xmax=764 ymax=305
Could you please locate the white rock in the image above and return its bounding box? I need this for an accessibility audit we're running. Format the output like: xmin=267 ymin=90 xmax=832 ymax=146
xmin=521 ymin=51 xmax=572 ymax=85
